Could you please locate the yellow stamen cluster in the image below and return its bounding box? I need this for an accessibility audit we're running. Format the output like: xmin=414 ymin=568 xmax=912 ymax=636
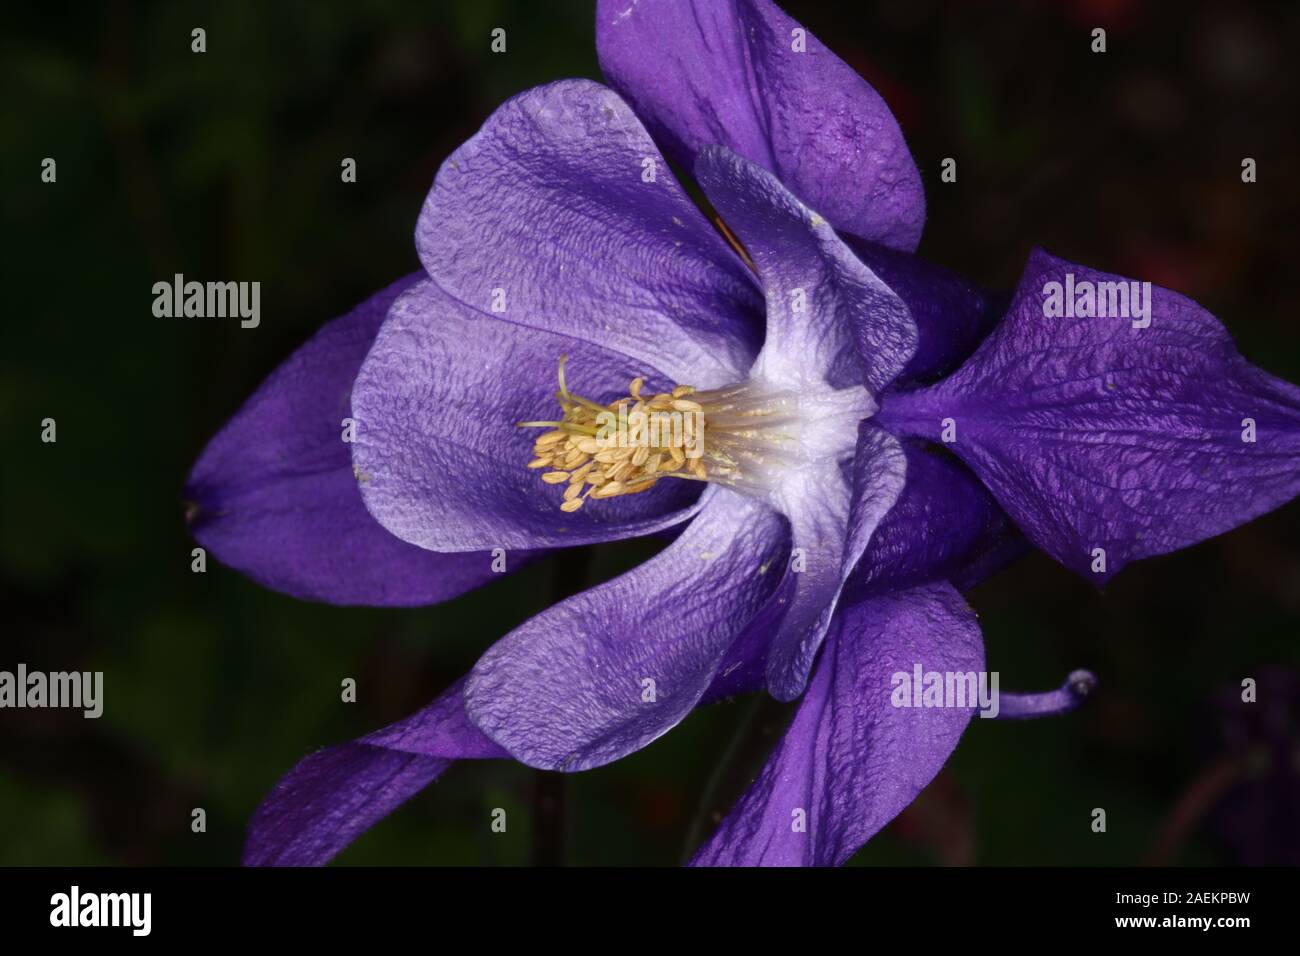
xmin=520 ymin=357 xmax=708 ymax=513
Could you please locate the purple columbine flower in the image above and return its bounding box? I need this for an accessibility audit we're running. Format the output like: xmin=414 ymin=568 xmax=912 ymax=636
xmin=186 ymin=0 xmax=1300 ymax=866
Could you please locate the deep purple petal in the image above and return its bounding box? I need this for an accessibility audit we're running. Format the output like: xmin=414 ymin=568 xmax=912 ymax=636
xmin=846 ymin=442 xmax=1025 ymax=599
xmin=465 ymin=487 xmax=789 ymax=771
xmin=879 ymin=248 xmax=1300 ymax=583
xmin=596 ymin=0 xmax=925 ymax=251
xmin=701 ymin=578 xmax=794 ymax=704
xmin=691 ymin=583 xmax=983 ymax=866
xmin=417 ymin=79 xmax=762 ymax=386
xmin=695 ymin=146 xmax=917 ymax=393
xmin=184 ymin=275 xmax=523 ymax=606
xmin=764 ymin=425 xmax=907 ymax=701
xmin=844 ymin=236 xmax=1007 ymax=386
xmin=243 ymin=678 xmax=505 ymax=866
xmin=351 ymin=280 xmax=704 ymax=552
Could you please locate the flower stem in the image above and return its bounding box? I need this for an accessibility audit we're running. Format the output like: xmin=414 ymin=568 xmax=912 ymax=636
xmin=678 ymin=693 xmax=780 ymax=864
xmin=1142 ymin=755 xmax=1245 ymax=865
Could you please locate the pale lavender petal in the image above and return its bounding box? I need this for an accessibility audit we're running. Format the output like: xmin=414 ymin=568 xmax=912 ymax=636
xmin=185 ymin=275 xmax=524 ymax=606
xmin=597 ymin=0 xmax=925 ymax=250
xmin=465 ymin=487 xmax=789 ymax=771
xmin=764 ymin=424 xmax=907 ymax=701
xmin=351 ymin=280 xmax=704 ymax=553
xmin=692 ymin=583 xmax=983 ymax=866
xmin=244 ymin=679 xmax=505 ymax=866
xmin=695 ymin=145 xmax=917 ymax=393
xmin=672 ymin=147 xmax=915 ymax=700
xmin=417 ymin=79 xmax=762 ymax=387
xmin=880 ymin=248 xmax=1300 ymax=583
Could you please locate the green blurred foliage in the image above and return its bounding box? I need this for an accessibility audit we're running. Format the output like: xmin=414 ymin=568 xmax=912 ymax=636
xmin=1 ymin=0 xmax=1297 ymax=865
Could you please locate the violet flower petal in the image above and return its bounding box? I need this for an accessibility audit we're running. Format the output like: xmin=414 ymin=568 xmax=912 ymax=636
xmin=701 ymin=579 xmax=795 ymax=704
xmin=417 ymin=78 xmax=763 ymax=387
xmin=596 ymin=0 xmax=925 ymax=251
xmin=465 ymin=486 xmax=788 ymax=771
xmin=243 ymin=678 xmax=505 ymax=866
xmin=879 ymin=248 xmax=1300 ymax=582
xmin=184 ymin=275 xmax=522 ymax=606
xmin=351 ymin=280 xmax=705 ymax=552
xmin=846 ymin=442 xmax=1025 ymax=599
xmin=691 ymin=583 xmax=983 ymax=866
xmin=763 ymin=424 xmax=908 ymax=701
xmin=694 ymin=145 xmax=917 ymax=393
xmin=844 ymin=236 xmax=1007 ymax=386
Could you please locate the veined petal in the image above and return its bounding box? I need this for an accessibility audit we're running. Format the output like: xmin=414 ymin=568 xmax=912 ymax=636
xmin=417 ymin=79 xmax=763 ymax=387
xmin=597 ymin=0 xmax=925 ymax=250
xmin=695 ymin=145 xmax=917 ymax=393
xmin=465 ymin=486 xmax=789 ymax=771
xmin=880 ymin=248 xmax=1300 ymax=583
xmin=351 ymin=280 xmax=704 ymax=553
xmin=691 ymin=583 xmax=983 ymax=867
xmin=185 ymin=275 xmax=520 ymax=606
xmin=243 ymin=678 xmax=505 ymax=866
xmin=764 ymin=425 xmax=908 ymax=701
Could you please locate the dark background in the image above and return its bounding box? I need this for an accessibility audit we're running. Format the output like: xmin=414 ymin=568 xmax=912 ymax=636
xmin=3 ymin=0 xmax=1298 ymax=865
